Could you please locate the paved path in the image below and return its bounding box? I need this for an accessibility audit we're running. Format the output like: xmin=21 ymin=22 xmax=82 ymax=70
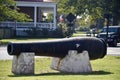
xmin=0 ymin=44 xmax=120 ymax=60
xmin=107 ymin=46 xmax=120 ymax=56
xmin=0 ymin=46 xmax=13 ymax=60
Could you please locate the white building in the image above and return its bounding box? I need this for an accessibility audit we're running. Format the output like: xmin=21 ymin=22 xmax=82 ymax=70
xmin=0 ymin=0 xmax=57 ymax=36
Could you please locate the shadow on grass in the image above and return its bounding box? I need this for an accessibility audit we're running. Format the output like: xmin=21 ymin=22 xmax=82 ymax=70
xmin=8 ymin=70 xmax=113 ymax=77
xmin=115 ymin=56 xmax=120 ymax=59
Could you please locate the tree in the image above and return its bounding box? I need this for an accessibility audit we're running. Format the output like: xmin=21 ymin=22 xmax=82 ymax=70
xmin=0 ymin=0 xmax=32 ymax=21
xmin=55 ymin=0 xmax=120 ymax=26
xmin=98 ymin=0 xmax=120 ymax=25
xmin=56 ymin=0 xmax=87 ymax=16
xmin=110 ymin=0 xmax=120 ymax=25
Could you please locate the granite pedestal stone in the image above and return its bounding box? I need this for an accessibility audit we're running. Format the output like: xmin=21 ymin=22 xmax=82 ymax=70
xmin=51 ymin=50 xmax=92 ymax=73
xmin=12 ymin=53 xmax=34 ymax=75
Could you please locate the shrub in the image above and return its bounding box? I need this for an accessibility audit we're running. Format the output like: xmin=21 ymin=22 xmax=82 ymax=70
xmin=24 ymin=23 xmax=74 ymax=38
xmin=57 ymin=23 xmax=74 ymax=37
xmin=41 ymin=28 xmax=49 ymax=36
xmin=24 ymin=27 xmax=38 ymax=36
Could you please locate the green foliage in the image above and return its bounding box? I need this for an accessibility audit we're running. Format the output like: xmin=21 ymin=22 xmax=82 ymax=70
xmin=0 ymin=0 xmax=32 ymax=21
xmin=24 ymin=26 xmax=67 ymax=38
xmin=56 ymin=0 xmax=87 ymax=15
xmin=0 ymin=27 xmax=14 ymax=39
xmin=46 ymin=13 xmax=53 ymax=22
xmin=52 ymin=26 xmax=64 ymax=37
xmin=55 ymin=0 xmax=120 ymax=26
xmin=24 ymin=27 xmax=38 ymax=36
xmin=57 ymin=23 xmax=74 ymax=37
xmin=41 ymin=28 xmax=49 ymax=36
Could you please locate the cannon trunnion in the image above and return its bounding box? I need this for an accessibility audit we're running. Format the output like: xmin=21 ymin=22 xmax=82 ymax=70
xmin=7 ymin=37 xmax=107 ymax=60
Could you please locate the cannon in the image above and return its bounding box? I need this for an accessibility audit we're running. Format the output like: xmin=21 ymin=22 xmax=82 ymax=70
xmin=7 ymin=37 xmax=107 ymax=60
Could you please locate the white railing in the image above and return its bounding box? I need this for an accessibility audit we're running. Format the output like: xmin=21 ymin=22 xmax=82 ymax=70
xmin=37 ymin=23 xmax=54 ymax=29
xmin=0 ymin=22 xmax=15 ymax=28
xmin=17 ymin=22 xmax=34 ymax=27
xmin=0 ymin=22 xmax=54 ymax=29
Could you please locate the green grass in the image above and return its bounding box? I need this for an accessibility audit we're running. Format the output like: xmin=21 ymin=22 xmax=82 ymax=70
xmin=72 ymin=33 xmax=86 ymax=37
xmin=0 ymin=56 xmax=120 ymax=80
xmin=0 ymin=38 xmax=56 ymax=45
xmin=72 ymin=31 xmax=86 ymax=37
xmin=0 ymin=32 xmax=86 ymax=45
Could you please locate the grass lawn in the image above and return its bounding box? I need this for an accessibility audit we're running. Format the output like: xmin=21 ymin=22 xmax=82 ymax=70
xmin=0 ymin=38 xmax=56 ymax=45
xmin=0 ymin=56 xmax=120 ymax=80
xmin=0 ymin=31 xmax=86 ymax=45
xmin=72 ymin=31 xmax=86 ymax=37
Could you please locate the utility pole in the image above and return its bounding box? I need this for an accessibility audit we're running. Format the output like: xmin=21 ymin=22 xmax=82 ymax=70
xmin=104 ymin=14 xmax=112 ymax=42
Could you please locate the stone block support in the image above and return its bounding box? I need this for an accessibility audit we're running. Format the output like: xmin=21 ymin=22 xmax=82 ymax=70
xmin=51 ymin=50 xmax=92 ymax=73
xmin=12 ymin=53 xmax=35 ymax=75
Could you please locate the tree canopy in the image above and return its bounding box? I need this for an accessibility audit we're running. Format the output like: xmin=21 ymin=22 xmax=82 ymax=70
xmin=55 ymin=0 xmax=120 ymax=25
xmin=0 ymin=0 xmax=32 ymax=21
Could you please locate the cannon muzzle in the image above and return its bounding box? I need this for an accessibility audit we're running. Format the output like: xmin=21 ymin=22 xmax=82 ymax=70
xmin=7 ymin=37 xmax=107 ymax=60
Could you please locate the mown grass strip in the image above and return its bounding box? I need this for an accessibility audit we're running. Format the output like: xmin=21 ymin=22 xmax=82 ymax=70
xmin=0 ymin=56 xmax=120 ymax=80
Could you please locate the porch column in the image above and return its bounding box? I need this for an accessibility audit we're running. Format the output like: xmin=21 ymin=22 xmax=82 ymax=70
xmin=53 ymin=5 xmax=57 ymax=29
xmin=34 ymin=6 xmax=37 ymax=27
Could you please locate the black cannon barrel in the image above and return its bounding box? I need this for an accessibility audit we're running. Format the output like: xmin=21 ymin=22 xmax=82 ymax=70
xmin=7 ymin=37 xmax=107 ymax=60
